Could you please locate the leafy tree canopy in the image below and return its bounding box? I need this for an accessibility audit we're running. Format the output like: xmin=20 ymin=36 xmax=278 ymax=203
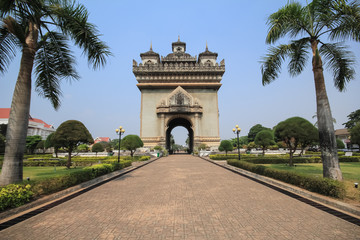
xmin=92 ymin=143 xmax=104 ymax=154
xmin=53 ymin=120 xmax=93 ymax=168
xmin=219 ymin=140 xmax=233 ymax=155
xmin=349 ymin=122 xmax=360 ymax=146
xmin=0 ymin=124 xmax=7 ymax=136
xmin=254 ymin=130 xmax=275 ymax=155
xmin=0 ymin=133 xmax=5 ymax=153
xmin=343 ymin=109 xmax=360 ymax=129
xmin=275 ymin=117 xmax=317 ymax=165
xmin=26 ymin=135 xmax=42 ymax=154
xmin=121 ymin=135 xmax=143 ymax=157
xmin=336 ymin=139 xmax=345 ymax=149
xmin=248 ymin=124 xmax=270 ymax=142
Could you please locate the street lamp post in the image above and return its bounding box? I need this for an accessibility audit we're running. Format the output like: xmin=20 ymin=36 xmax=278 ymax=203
xmin=116 ymin=126 xmax=125 ymax=163
xmin=232 ymin=125 xmax=241 ymax=160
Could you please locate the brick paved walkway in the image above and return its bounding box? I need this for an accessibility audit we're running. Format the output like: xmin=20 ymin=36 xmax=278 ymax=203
xmin=0 ymin=155 xmax=359 ymax=239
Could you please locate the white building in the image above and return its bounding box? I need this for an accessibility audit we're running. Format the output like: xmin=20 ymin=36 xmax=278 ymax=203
xmin=0 ymin=108 xmax=56 ymax=139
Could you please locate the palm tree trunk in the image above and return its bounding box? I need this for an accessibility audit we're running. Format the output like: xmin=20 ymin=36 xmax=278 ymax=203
xmin=0 ymin=49 xmax=36 ymax=185
xmin=0 ymin=22 xmax=38 ymax=186
xmin=311 ymin=41 xmax=343 ymax=180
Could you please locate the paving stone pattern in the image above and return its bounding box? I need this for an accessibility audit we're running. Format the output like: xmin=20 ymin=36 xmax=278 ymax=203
xmin=1 ymin=155 xmax=359 ymax=239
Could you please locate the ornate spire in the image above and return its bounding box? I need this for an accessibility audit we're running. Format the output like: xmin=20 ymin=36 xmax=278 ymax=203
xmin=150 ymin=41 xmax=153 ymax=51
xmin=178 ymin=35 xmax=180 ymax=42
xmin=206 ymin=41 xmax=208 ymax=51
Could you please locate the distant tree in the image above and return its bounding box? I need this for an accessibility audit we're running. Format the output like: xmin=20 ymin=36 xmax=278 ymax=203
xmin=154 ymin=145 xmax=163 ymax=151
xmin=121 ymin=135 xmax=143 ymax=157
xmin=97 ymin=141 xmax=112 ymax=152
xmin=36 ymin=140 xmax=46 ymax=154
xmin=92 ymin=143 xmax=104 ymax=156
xmin=277 ymin=141 xmax=287 ymax=149
xmin=255 ymin=130 xmax=275 ymax=155
xmin=110 ymin=139 xmax=119 ymax=149
xmin=298 ymin=124 xmax=319 ymax=156
xmin=77 ymin=144 xmax=89 ymax=152
xmin=343 ymin=109 xmax=360 ymax=129
xmin=231 ymin=136 xmax=248 ymax=148
xmin=218 ymin=140 xmax=233 ymax=156
xmin=336 ymin=139 xmax=345 ymax=149
xmin=26 ymin=135 xmax=42 ymax=154
xmin=247 ymin=142 xmax=257 ymax=150
xmin=0 ymin=124 xmax=7 ymax=136
xmin=45 ymin=133 xmax=60 ymax=157
xmin=349 ymin=123 xmax=360 ymax=146
xmin=52 ymin=120 xmax=94 ymax=168
xmin=0 ymin=134 xmax=5 ymax=154
xmin=275 ymin=117 xmax=317 ymax=166
xmin=248 ymin=124 xmax=270 ymax=142
xmin=198 ymin=144 xmax=208 ymax=151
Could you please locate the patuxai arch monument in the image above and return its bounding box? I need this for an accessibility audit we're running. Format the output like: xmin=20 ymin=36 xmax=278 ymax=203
xmin=133 ymin=37 xmax=225 ymax=152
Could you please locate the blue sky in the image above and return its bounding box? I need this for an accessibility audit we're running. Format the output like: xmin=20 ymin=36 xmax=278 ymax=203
xmin=1 ymin=0 xmax=359 ymax=145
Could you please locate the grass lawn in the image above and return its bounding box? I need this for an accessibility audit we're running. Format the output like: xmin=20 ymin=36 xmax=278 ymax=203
xmin=262 ymin=162 xmax=360 ymax=202
xmin=22 ymin=166 xmax=85 ymax=181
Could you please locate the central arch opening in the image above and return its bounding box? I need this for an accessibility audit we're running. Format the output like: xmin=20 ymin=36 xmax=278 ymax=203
xmin=166 ymin=117 xmax=193 ymax=154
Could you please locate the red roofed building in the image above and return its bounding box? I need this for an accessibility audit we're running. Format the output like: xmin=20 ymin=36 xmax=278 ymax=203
xmin=94 ymin=137 xmax=111 ymax=144
xmin=0 ymin=108 xmax=56 ymax=139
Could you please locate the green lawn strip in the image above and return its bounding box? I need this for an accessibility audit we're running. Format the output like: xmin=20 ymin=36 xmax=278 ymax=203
xmin=22 ymin=166 xmax=85 ymax=181
xmin=260 ymin=163 xmax=360 ymax=182
xmin=261 ymin=162 xmax=360 ymax=201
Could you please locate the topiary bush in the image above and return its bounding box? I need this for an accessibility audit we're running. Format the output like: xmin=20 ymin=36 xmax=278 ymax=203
xmin=227 ymin=159 xmax=345 ymax=198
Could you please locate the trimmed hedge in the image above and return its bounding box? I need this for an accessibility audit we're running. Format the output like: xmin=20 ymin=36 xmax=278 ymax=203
xmin=227 ymin=159 xmax=345 ymax=198
xmin=209 ymin=154 xmax=360 ymax=163
xmin=0 ymin=160 xmax=132 ymax=211
xmin=31 ymin=160 xmax=131 ymax=196
xmin=0 ymin=155 xmax=152 ymax=168
xmin=0 ymin=184 xmax=33 ymax=210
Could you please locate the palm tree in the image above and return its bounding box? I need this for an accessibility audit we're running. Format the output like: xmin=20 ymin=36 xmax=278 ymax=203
xmin=261 ymin=0 xmax=360 ymax=180
xmin=0 ymin=0 xmax=111 ymax=185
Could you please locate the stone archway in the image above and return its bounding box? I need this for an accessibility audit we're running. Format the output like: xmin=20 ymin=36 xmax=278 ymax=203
xmin=166 ymin=117 xmax=194 ymax=154
xmin=133 ymin=38 xmax=225 ymax=151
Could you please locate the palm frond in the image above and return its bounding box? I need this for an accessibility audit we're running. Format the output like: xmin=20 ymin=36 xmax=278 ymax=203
xmin=328 ymin=0 xmax=360 ymax=42
xmin=0 ymin=24 xmax=18 ymax=74
xmin=50 ymin=1 xmax=111 ymax=69
xmin=0 ymin=0 xmax=16 ymax=18
xmin=34 ymin=31 xmax=79 ymax=109
xmin=288 ymin=38 xmax=310 ymax=77
xmin=266 ymin=2 xmax=309 ymax=44
xmin=261 ymin=44 xmax=291 ymax=85
xmin=319 ymin=42 xmax=355 ymax=91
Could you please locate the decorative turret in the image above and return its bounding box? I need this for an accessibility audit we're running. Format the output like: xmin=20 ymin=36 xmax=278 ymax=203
xmin=140 ymin=42 xmax=160 ymax=64
xmin=198 ymin=42 xmax=218 ymax=66
xmin=172 ymin=36 xmax=186 ymax=53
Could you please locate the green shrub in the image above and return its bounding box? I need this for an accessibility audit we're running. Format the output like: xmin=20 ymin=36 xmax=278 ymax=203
xmin=227 ymin=159 xmax=345 ymax=198
xmin=0 ymin=184 xmax=34 ymax=211
xmin=138 ymin=156 xmax=151 ymax=161
xmin=338 ymin=156 xmax=360 ymax=162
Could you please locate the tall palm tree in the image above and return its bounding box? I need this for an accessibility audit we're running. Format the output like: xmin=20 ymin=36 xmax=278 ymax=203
xmin=261 ymin=0 xmax=360 ymax=180
xmin=0 ymin=0 xmax=111 ymax=185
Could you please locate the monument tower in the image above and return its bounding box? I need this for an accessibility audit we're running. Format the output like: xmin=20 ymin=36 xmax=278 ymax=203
xmin=133 ymin=37 xmax=225 ymax=152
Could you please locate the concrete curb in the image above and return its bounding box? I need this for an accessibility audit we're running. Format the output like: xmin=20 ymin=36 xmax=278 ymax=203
xmin=0 ymin=158 xmax=159 ymax=223
xmin=200 ymin=157 xmax=360 ymax=218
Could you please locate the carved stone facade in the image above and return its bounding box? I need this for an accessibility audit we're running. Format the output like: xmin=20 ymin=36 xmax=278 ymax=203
xmin=133 ymin=38 xmax=225 ymax=151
